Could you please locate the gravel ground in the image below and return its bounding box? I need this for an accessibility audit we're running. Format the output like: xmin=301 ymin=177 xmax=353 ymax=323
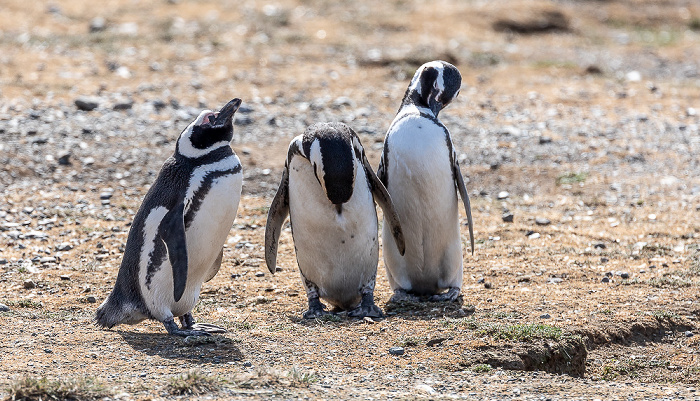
xmin=1 ymin=0 xmax=700 ymax=399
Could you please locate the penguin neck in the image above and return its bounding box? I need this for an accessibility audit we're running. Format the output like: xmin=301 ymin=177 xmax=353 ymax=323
xmin=398 ymin=90 xmax=438 ymax=119
xmin=175 ymin=144 xmax=233 ymax=165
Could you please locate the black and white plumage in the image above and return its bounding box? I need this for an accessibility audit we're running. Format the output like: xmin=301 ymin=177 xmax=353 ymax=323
xmin=378 ymin=60 xmax=475 ymax=303
xmin=95 ymin=98 xmax=243 ymax=336
xmin=265 ymin=122 xmax=405 ymax=319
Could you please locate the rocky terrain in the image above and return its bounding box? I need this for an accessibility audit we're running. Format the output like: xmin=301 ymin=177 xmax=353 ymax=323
xmin=1 ymin=0 xmax=700 ymax=399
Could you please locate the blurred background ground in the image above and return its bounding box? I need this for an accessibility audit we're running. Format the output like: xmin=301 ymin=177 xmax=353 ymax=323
xmin=1 ymin=0 xmax=700 ymax=399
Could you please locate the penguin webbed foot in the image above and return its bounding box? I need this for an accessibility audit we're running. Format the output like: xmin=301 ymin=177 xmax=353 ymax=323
xmin=348 ymin=293 xmax=383 ymax=319
xmin=179 ymin=313 xmax=227 ymax=334
xmin=389 ymin=289 xmax=421 ymax=304
xmin=163 ymin=317 xmax=211 ymax=337
xmin=429 ymin=287 xmax=462 ymax=303
xmin=303 ymin=297 xmax=330 ymax=319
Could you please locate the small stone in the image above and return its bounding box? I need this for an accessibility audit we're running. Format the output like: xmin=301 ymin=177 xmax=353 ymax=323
xmin=687 ymin=108 xmax=697 ymax=117
xmin=0 ymin=259 xmax=7 ymax=265
xmin=497 ymin=191 xmax=510 ymax=200
xmin=601 ymin=277 xmax=610 ymax=283
xmin=89 ymin=17 xmax=107 ymax=33
xmin=626 ymin=70 xmax=641 ymax=82
xmin=0 ymin=304 xmax=9 ymax=312
xmin=113 ymin=100 xmax=134 ymax=110
xmin=539 ymin=136 xmax=553 ymax=144
xmin=57 ymin=151 xmax=71 ymax=166
xmin=389 ymin=347 xmax=405 ymax=355
xmin=517 ymin=276 xmax=531 ymax=283
xmin=600 ymin=257 xmax=609 ymax=263
xmin=547 ymin=277 xmax=563 ymax=284
xmin=24 ymin=280 xmax=36 ymax=289
xmin=243 ymin=362 xmax=252 ymax=367
xmin=502 ymin=212 xmax=514 ymax=223
xmin=99 ymin=192 xmax=113 ymax=200
xmin=82 ymin=157 xmax=96 ymax=166
xmin=540 ymin=313 xmax=551 ymax=319
xmin=275 ymin=266 xmax=283 ymax=272
xmin=255 ymin=271 xmax=265 ymax=277
xmin=685 ymin=331 xmax=694 ymax=337
xmin=86 ymin=296 xmax=96 ymax=303
xmin=363 ymin=317 xmax=375 ymax=324
xmin=74 ymin=97 xmax=100 ymax=111
xmin=44 ymin=348 xmax=53 ymax=354
xmin=528 ymin=232 xmax=541 ymax=239
xmin=620 ymin=272 xmax=630 ymax=279
xmin=535 ymin=217 xmax=551 ymax=226
xmin=56 ymin=243 xmax=73 ymax=251
xmin=40 ymin=257 xmax=57 ymax=264
xmin=59 ymin=275 xmax=71 ymax=280
xmin=484 ymin=282 xmax=492 ymax=289
xmin=594 ymin=243 xmax=606 ymax=249
xmin=477 ymin=278 xmax=485 ymax=283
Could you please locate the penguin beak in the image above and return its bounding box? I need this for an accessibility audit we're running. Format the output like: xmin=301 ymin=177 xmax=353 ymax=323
xmin=427 ymin=95 xmax=443 ymax=117
xmin=212 ymin=98 xmax=241 ymax=128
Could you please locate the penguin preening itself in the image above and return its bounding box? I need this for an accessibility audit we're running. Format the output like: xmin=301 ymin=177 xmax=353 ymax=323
xmin=96 ymin=98 xmax=243 ymax=336
xmin=265 ymin=122 xmax=406 ymax=319
xmin=378 ymin=60 xmax=475 ymax=303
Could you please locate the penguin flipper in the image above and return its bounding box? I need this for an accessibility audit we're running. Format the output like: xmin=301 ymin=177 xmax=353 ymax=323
xmin=204 ymin=248 xmax=223 ymax=283
xmin=361 ymin=156 xmax=406 ymax=256
xmin=160 ymin=203 xmax=188 ymax=302
xmin=453 ymin=161 xmax=475 ymax=255
xmin=265 ymin=166 xmax=290 ymax=274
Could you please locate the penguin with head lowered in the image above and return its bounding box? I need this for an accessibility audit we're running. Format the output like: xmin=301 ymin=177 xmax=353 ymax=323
xmin=96 ymin=98 xmax=243 ymax=336
xmin=265 ymin=122 xmax=406 ymax=319
xmin=378 ymin=60 xmax=475 ymax=303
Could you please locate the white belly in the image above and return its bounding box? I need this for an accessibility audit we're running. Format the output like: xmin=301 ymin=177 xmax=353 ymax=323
xmin=288 ymin=156 xmax=378 ymax=309
xmin=140 ymin=168 xmax=242 ymax=321
xmin=382 ymin=116 xmax=463 ymax=294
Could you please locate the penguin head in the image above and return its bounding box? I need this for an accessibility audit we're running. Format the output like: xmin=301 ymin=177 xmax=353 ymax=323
xmin=302 ymin=123 xmax=358 ymax=206
xmin=177 ymin=98 xmax=241 ymax=158
xmin=402 ymin=60 xmax=461 ymax=117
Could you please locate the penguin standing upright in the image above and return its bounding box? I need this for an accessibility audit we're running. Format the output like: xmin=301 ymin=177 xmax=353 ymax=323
xmin=265 ymin=122 xmax=405 ymax=318
xmin=378 ymin=61 xmax=475 ymax=303
xmin=96 ymin=98 xmax=243 ymax=336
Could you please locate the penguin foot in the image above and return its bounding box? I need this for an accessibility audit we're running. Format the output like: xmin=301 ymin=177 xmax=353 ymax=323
xmin=348 ymin=303 xmax=383 ymax=318
xmin=179 ymin=313 xmax=227 ymax=333
xmin=389 ymin=289 xmax=420 ymax=303
xmin=303 ymin=297 xmax=330 ymax=319
xmin=163 ymin=318 xmax=211 ymax=337
xmin=348 ymin=293 xmax=383 ymax=318
xmin=429 ymin=287 xmax=461 ymax=302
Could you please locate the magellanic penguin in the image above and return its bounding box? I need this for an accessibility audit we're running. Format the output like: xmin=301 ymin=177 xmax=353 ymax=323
xmin=96 ymin=98 xmax=243 ymax=336
xmin=378 ymin=60 xmax=475 ymax=303
xmin=265 ymin=122 xmax=406 ymax=319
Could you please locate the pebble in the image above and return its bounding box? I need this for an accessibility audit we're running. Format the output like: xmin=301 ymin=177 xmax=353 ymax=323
xmin=243 ymin=362 xmax=252 ymax=367
xmin=497 ymin=191 xmax=510 ymax=200
xmin=601 ymin=277 xmax=610 ymax=283
xmin=86 ymin=296 xmax=97 ymax=303
xmin=484 ymin=282 xmax=492 ymax=289
xmin=620 ymin=272 xmax=630 ymax=279
xmin=255 ymin=271 xmax=265 ymax=277
xmin=388 ymin=347 xmax=405 ymax=356
xmin=535 ymin=217 xmax=551 ymax=226
xmin=685 ymin=331 xmax=694 ymax=338
xmin=0 ymin=303 xmax=9 ymax=312
xmin=527 ymin=232 xmax=541 ymax=239
xmin=74 ymin=97 xmax=100 ymax=111
xmin=60 ymin=275 xmax=71 ymax=280
xmin=89 ymin=17 xmax=107 ymax=32
xmin=594 ymin=243 xmax=606 ymax=249
xmin=0 ymin=259 xmax=7 ymax=265
xmin=56 ymin=242 xmax=74 ymax=251
xmin=100 ymin=191 xmax=113 ymax=200
xmin=502 ymin=212 xmax=514 ymax=223
xmin=24 ymin=280 xmax=36 ymax=289
xmin=539 ymin=136 xmax=553 ymax=144
xmin=547 ymin=277 xmax=563 ymax=284
xmin=57 ymin=151 xmax=72 ymax=165
xmin=540 ymin=313 xmax=551 ymax=319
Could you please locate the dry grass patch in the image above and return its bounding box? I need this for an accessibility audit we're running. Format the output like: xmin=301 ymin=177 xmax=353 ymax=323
xmin=5 ymin=377 xmax=109 ymax=401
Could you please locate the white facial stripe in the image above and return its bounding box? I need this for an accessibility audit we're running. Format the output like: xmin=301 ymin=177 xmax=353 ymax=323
xmin=177 ymin=109 xmax=230 ymax=158
xmin=139 ymin=206 xmax=169 ymax=300
xmin=184 ymin=155 xmax=240 ymax=211
xmin=308 ymin=139 xmax=326 ymax=192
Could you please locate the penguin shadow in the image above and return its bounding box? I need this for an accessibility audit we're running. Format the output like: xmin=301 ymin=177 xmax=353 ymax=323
xmin=117 ymin=331 xmax=243 ymax=364
xmin=383 ymin=296 xmax=475 ymax=321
